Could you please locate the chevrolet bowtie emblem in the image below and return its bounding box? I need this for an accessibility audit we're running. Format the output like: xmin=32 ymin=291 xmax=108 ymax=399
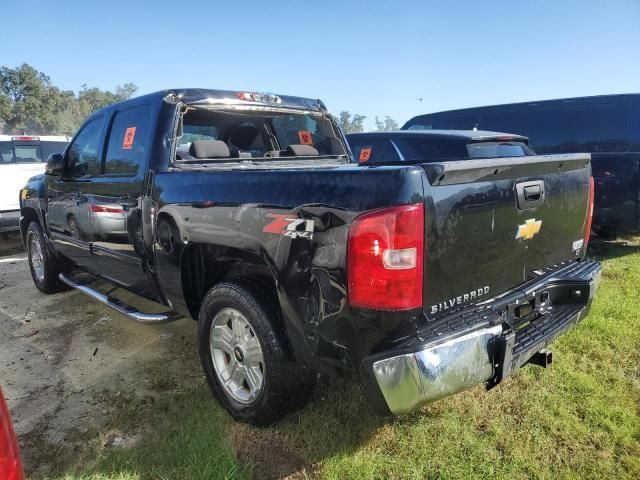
xmin=515 ymin=218 xmax=542 ymax=240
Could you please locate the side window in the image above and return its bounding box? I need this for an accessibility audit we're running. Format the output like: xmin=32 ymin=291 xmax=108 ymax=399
xmin=104 ymin=104 xmax=151 ymax=176
xmin=67 ymin=116 xmax=105 ymax=177
xmin=347 ymin=137 xmax=388 ymax=163
xmin=0 ymin=142 xmax=14 ymax=163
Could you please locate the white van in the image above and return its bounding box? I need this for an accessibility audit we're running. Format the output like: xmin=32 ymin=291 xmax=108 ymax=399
xmin=0 ymin=135 xmax=69 ymax=233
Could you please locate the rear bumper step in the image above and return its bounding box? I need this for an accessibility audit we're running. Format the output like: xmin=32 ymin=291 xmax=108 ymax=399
xmin=58 ymin=273 xmax=178 ymax=324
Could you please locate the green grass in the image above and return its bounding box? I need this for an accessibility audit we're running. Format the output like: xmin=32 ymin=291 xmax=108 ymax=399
xmin=51 ymin=236 xmax=640 ymax=480
xmin=56 ymin=389 xmax=248 ymax=480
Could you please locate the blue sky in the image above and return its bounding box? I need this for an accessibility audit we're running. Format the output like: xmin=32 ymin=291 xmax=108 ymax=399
xmin=1 ymin=0 xmax=639 ymax=129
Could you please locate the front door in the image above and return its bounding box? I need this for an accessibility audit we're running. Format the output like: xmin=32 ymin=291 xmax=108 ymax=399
xmin=91 ymin=103 xmax=155 ymax=298
xmin=47 ymin=115 xmax=106 ymax=274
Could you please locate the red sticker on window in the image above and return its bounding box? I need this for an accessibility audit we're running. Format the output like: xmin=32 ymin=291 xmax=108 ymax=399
xmin=122 ymin=127 xmax=137 ymax=150
xmin=359 ymin=147 xmax=372 ymax=163
xmin=298 ymin=130 xmax=313 ymax=145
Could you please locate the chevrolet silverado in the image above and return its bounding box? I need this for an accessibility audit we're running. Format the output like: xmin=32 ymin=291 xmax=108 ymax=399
xmin=19 ymin=89 xmax=601 ymax=425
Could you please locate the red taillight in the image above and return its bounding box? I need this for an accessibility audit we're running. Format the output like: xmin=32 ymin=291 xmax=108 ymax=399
xmin=90 ymin=205 xmax=123 ymax=214
xmin=348 ymin=204 xmax=424 ymax=311
xmin=0 ymin=389 xmax=24 ymax=480
xmin=584 ymin=176 xmax=595 ymax=248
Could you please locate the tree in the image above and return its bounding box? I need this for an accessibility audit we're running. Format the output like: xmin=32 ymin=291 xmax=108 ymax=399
xmin=0 ymin=63 xmax=138 ymax=135
xmin=375 ymin=115 xmax=399 ymax=131
xmin=0 ymin=63 xmax=63 ymax=133
xmin=338 ymin=111 xmax=367 ymax=134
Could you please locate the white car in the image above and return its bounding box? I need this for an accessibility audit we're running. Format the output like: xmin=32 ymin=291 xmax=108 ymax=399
xmin=0 ymin=135 xmax=69 ymax=234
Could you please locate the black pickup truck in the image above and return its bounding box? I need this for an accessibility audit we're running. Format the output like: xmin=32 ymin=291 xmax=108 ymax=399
xmin=20 ymin=89 xmax=601 ymax=425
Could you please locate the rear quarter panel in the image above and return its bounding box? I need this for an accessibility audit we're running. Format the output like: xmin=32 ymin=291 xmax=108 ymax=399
xmin=152 ymin=165 xmax=426 ymax=377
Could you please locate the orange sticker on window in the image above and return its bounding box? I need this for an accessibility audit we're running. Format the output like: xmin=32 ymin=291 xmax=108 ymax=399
xmin=298 ymin=130 xmax=313 ymax=145
xmin=359 ymin=147 xmax=372 ymax=163
xmin=122 ymin=127 xmax=137 ymax=150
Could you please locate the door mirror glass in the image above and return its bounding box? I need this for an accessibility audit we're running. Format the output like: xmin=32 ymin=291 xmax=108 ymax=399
xmin=45 ymin=153 xmax=65 ymax=175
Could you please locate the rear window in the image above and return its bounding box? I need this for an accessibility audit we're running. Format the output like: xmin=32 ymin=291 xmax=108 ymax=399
xmin=177 ymin=109 xmax=346 ymax=159
xmin=14 ymin=145 xmax=41 ymax=162
xmin=0 ymin=141 xmax=68 ymax=164
xmin=0 ymin=142 xmax=42 ymax=163
xmin=467 ymin=141 xmax=534 ymax=159
xmin=392 ymin=136 xmax=469 ymax=161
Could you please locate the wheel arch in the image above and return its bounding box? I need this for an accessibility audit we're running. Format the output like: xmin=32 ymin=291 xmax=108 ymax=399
xmin=19 ymin=207 xmax=40 ymax=245
xmin=180 ymin=243 xmax=282 ymax=326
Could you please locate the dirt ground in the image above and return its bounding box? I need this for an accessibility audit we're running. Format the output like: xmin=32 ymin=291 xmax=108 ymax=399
xmin=0 ymin=236 xmax=201 ymax=478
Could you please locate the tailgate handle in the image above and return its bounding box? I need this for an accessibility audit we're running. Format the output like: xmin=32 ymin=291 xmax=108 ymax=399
xmin=516 ymin=180 xmax=545 ymax=209
xmin=524 ymin=185 xmax=541 ymax=201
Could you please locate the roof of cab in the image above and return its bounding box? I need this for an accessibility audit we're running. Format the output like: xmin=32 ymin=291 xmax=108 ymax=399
xmin=87 ymin=88 xmax=328 ymax=120
xmin=346 ymin=130 xmax=529 ymax=142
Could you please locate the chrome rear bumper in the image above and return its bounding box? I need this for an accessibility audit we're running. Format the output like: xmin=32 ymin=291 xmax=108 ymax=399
xmin=372 ymin=325 xmax=502 ymax=414
xmin=362 ymin=260 xmax=602 ymax=415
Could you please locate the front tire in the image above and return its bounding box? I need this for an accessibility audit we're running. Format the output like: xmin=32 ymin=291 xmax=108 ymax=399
xmin=26 ymin=221 xmax=67 ymax=294
xmin=198 ymin=281 xmax=315 ymax=426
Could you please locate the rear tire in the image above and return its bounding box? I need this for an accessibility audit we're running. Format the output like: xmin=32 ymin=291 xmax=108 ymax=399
xmin=26 ymin=221 xmax=67 ymax=294
xmin=198 ymin=281 xmax=315 ymax=426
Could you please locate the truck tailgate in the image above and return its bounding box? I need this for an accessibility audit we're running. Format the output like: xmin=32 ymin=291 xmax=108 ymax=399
xmin=422 ymin=154 xmax=592 ymax=316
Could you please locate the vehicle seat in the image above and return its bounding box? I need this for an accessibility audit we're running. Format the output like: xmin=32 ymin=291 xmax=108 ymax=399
xmin=189 ymin=140 xmax=231 ymax=159
xmin=281 ymin=144 xmax=319 ymax=156
xmin=227 ymin=124 xmax=261 ymax=156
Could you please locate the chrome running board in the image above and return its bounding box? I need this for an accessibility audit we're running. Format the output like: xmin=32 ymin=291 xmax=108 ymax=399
xmin=59 ymin=273 xmax=177 ymax=324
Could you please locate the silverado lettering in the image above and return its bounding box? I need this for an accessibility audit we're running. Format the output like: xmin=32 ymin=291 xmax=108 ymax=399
xmin=430 ymin=286 xmax=490 ymax=314
xmin=19 ymin=89 xmax=602 ymax=425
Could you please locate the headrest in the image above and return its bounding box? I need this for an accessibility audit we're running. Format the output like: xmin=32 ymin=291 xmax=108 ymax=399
xmin=284 ymin=144 xmax=319 ymax=156
xmin=228 ymin=124 xmax=260 ymax=150
xmin=189 ymin=140 xmax=231 ymax=159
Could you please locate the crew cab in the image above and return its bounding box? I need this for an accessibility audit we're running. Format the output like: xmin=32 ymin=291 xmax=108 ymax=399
xmin=20 ymin=89 xmax=601 ymax=425
xmin=1 ymin=135 xmax=69 ymax=235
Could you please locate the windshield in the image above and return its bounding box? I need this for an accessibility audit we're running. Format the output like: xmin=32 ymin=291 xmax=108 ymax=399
xmin=176 ymin=108 xmax=346 ymax=160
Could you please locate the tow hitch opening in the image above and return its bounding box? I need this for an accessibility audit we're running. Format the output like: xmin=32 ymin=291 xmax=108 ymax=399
xmin=528 ymin=349 xmax=553 ymax=368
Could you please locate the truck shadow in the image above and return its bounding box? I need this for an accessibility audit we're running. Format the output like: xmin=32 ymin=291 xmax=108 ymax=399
xmin=229 ymin=378 xmax=387 ymax=479
xmin=587 ymin=233 xmax=640 ymax=261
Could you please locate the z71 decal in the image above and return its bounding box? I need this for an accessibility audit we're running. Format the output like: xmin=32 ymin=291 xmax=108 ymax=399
xmin=263 ymin=213 xmax=314 ymax=239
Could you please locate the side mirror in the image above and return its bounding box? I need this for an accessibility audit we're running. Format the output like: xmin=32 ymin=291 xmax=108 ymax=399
xmin=45 ymin=153 xmax=65 ymax=175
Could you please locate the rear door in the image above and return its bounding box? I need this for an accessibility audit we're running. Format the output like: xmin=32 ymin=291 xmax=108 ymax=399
xmin=90 ymin=103 xmax=155 ymax=298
